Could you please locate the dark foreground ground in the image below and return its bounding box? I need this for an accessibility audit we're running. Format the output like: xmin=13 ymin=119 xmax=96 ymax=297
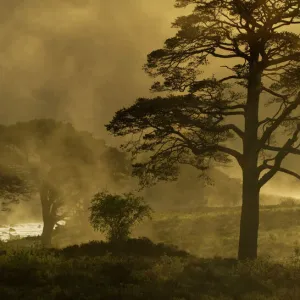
xmin=1 ymin=237 xmax=300 ymax=300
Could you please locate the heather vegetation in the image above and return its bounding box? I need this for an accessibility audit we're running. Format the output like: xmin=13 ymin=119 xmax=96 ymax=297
xmin=1 ymin=235 xmax=300 ymax=300
xmin=2 ymin=202 xmax=300 ymax=299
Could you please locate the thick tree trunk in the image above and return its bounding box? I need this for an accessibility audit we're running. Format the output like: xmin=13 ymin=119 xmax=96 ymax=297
xmin=238 ymin=60 xmax=262 ymax=260
xmin=41 ymin=216 xmax=55 ymax=247
xmin=40 ymin=181 xmax=58 ymax=247
xmin=238 ymin=168 xmax=260 ymax=260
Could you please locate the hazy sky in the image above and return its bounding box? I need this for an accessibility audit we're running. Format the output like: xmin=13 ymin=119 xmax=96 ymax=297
xmin=0 ymin=0 xmax=180 ymax=135
xmin=0 ymin=0 xmax=299 ymax=197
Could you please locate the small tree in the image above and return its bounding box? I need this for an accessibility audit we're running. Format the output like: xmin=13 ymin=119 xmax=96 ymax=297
xmin=89 ymin=191 xmax=152 ymax=242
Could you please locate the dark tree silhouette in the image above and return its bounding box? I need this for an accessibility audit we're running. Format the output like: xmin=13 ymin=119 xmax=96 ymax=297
xmin=106 ymin=0 xmax=300 ymax=260
xmin=89 ymin=191 xmax=152 ymax=242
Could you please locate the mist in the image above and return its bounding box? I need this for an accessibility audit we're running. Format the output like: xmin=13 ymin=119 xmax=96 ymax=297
xmin=0 ymin=0 xmax=297 ymax=199
xmin=0 ymin=0 xmax=298 ymax=248
xmin=0 ymin=0 xmax=176 ymax=132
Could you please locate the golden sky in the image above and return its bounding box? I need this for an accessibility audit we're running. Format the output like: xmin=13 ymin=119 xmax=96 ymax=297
xmin=0 ymin=0 xmax=179 ymax=134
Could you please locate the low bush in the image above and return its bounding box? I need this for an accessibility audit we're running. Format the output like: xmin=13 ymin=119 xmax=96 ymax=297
xmin=1 ymin=238 xmax=300 ymax=300
xmin=60 ymin=237 xmax=190 ymax=258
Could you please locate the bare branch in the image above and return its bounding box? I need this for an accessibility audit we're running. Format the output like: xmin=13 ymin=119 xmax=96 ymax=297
xmin=261 ymin=86 xmax=289 ymax=100
xmin=259 ymin=128 xmax=300 ymax=188
xmin=264 ymin=52 xmax=300 ymax=68
xmin=262 ymin=144 xmax=300 ymax=155
xmin=260 ymin=165 xmax=300 ymax=181
xmin=219 ymin=75 xmax=243 ymax=83
xmin=259 ymin=92 xmax=300 ymax=147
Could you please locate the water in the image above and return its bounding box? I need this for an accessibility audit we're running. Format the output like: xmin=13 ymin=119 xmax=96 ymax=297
xmin=0 ymin=221 xmax=66 ymax=241
xmin=0 ymin=223 xmax=43 ymax=241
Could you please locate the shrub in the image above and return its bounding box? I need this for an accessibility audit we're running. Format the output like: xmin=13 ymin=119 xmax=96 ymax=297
xmin=89 ymin=191 xmax=152 ymax=242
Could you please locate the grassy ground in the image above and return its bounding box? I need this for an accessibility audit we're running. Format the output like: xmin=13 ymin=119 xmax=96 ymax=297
xmin=45 ymin=205 xmax=300 ymax=260
xmin=1 ymin=238 xmax=300 ymax=300
xmin=145 ymin=205 xmax=300 ymax=259
xmin=1 ymin=204 xmax=300 ymax=299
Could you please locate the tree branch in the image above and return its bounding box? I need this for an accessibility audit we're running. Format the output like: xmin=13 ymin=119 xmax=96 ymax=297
xmin=163 ymin=122 xmax=243 ymax=165
xmin=219 ymin=75 xmax=244 ymax=83
xmin=262 ymin=144 xmax=300 ymax=155
xmin=259 ymin=128 xmax=300 ymax=188
xmin=222 ymin=124 xmax=244 ymax=139
xmin=261 ymin=86 xmax=289 ymax=100
xmin=216 ymin=145 xmax=243 ymax=167
xmin=192 ymin=144 xmax=243 ymax=167
xmin=260 ymin=165 xmax=300 ymax=181
xmin=259 ymin=92 xmax=300 ymax=147
xmin=264 ymin=52 xmax=300 ymax=68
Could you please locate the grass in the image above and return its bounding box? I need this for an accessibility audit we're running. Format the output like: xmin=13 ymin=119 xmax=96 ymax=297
xmin=145 ymin=205 xmax=300 ymax=259
xmin=1 ymin=204 xmax=300 ymax=299
xmin=1 ymin=238 xmax=300 ymax=300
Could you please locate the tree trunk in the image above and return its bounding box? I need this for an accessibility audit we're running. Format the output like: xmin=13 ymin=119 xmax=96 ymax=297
xmin=41 ymin=216 xmax=55 ymax=247
xmin=238 ymin=168 xmax=260 ymax=260
xmin=238 ymin=59 xmax=262 ymax=260
xmin=40 ymin=181 xmax=59 ymax=247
